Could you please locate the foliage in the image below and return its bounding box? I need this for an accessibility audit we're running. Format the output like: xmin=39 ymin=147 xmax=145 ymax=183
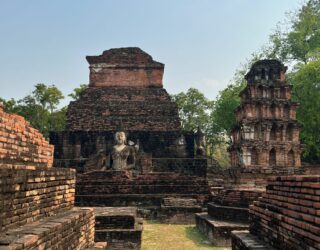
xmin=265 ymin=0 xmax=320 ymax=64
xmin=0 ymin=97 xmax=17 ymax=113
xmin=171 ymin=88 xmax=214 ymax=132
xmin=211 ymin=83 xmax=245 ymax=137
xmin=1 ymin=83 xmax=66 ymax=138
xmin=68 ymin=84 xmax=88 ymax=100
xmin=290 ymin=58 xmax=320 ymax=161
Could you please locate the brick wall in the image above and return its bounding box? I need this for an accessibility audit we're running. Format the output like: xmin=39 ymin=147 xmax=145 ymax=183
xmin=0 ymin=104 xmax=53 ymax=168
xmin=214 ymin=189 xmax=263 ymax=208
xmin=0 ymin=105 xmax=96 ymax=249
xmin=249 ymin=175 xmax=320 ymax=249
xmin=0 ymin=166 xmax=75 ymax=232
xmin=65 ymin=87 xmax=181 ymax=132
xmin=86 ymin=47 xmax=164 ymax=88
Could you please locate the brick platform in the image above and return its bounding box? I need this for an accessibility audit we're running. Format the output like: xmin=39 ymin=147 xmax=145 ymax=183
xmin=0 ymin=207 xmax=95 ymax=249
xmin=93 ymin=207 xmax=143 ymax=250
xmin=196 ymin=188 xmax=263 ymax=246
xmin=0 ymin=167 xmax=75 ymax=232
xmin=196 ymin=213 xmax=248 ymax=247
xmin=76 ymin=171 xmax=210 ymax=223
xmin=231 ymin=175 xmax=320 ymax=250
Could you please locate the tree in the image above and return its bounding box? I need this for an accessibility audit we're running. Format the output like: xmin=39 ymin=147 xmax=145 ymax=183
xmin=171 ymin=88 xmax=214 ymax=132
xmin=211 ymin=83 xmax=245 ymax=138
xmin=0 ymin=84 xmax=65 ymax=138
xmin=0 ymin=97 xmax=17 ymax=113
xmin=265 ymin=0 xmax=320 ymax=64
xmin=290 ymin=58 xmax=320 ymax=161
xmin=32 ymin=83 xmax=64 ymax=113
xmin=68 ymin=84 xmax=88 ymax=100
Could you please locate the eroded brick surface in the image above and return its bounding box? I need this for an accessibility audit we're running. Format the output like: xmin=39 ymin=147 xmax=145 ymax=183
xmin=0 ymin=106 xmax=97 ymax=249
xmin=232 ymin=175 xmax=320 ymax=250
xmin=0 ymin=104 xmax=53 ymax=168
xmin=86 ymin=47 xmax=164 ymax=88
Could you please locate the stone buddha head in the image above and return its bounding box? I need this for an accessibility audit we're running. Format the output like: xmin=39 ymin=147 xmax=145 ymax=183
xmin=114 ymin=131 xmax=126 ymax=146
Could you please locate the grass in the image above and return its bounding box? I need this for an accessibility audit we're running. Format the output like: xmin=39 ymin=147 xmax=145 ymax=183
xmin=142 ymin=221 xmax=231 ymax=250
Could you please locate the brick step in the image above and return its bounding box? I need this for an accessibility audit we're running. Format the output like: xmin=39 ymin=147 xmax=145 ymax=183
xmin=95 ymin=215 xmax=135 ymax=229
xmin=93 ymin=207 xmax=143 ymax=250
xmin=76 ymin=194 xmax=210 ymax=208
xmin=162 ymin=197 xmax=200 ymax=208
xmin=195 ymin=212 xmax=249 ymax=247
xmin=231 ymin=230 xmax=275 ymax=250
xmin=77 ymin=176 xmax=208 ymax=183
xmin=95 ymin=229 xmax=142 ymax=250
xmin=76 ymin=186 xmax=209 ymax=194
xmin=0 ymin=208 xmax=95 ymax=250
xmin=207 ymin=203 xmax=249 ymax=223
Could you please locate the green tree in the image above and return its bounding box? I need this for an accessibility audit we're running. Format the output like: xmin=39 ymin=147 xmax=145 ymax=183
xmin=265 ymin=0 xmax=320 ymax=64
xmin=32 ymin=83 xmax=64 ymax=114
xmin=171 ymin=88 xmax=214 ymax=132
xmin=211 ymin=83 xmax=245 ymax=138
xmin=68 ymin=84 xmax=88 ymax=100
xmin=1 ymin=84 xmax=65 ymax=137
xmin=0 ymin=97 xmax=17 ymax=113
xmin=290 ymin=58 xmax=320 ymax=161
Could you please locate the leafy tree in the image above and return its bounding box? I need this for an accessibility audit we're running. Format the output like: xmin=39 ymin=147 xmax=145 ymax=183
xmin=0 ymin=97 xmax=17 ymax=113
xmin=211 ymin=83 xmax=245 ymax=138
xmin=68 ymin=84 xmax=88 ymax=100
xmin=32 ymin=83 xmax=64 ymax=113
xmin=17 ymin=94 xmax=49 ymax=133
xmin=0 ymin=84 xmax=65 ymax=137
xmin=265 ymin=0 xmax=320 ymax=64
xmin=290 ymin=58 xmax=320 ymax=161
xmin=171 ymin=88 xmax=214 ymax=132
xmin=50 ymin=106 xmax=67 ymax=132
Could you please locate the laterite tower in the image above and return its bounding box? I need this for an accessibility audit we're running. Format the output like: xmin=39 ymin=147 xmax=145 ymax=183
xmin=229 ymin=60 xmax=303 ymax=168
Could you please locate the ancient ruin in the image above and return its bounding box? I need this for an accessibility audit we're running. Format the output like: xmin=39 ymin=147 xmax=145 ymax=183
xmin=229 ymin=60 xmax=303 ymax=169
xmin=50 ymin=47 xmax=210 ymax=222
xmin=2 ymin=48 xmax=319 ymax=249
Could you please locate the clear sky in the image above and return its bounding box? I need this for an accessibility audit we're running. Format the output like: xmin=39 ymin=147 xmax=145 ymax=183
xmin=0 ymin=0 xmax=303 ymax=106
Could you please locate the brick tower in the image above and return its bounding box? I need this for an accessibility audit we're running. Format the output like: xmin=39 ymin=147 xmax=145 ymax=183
xmin=229 ymin=59 xmax=303 ymax=168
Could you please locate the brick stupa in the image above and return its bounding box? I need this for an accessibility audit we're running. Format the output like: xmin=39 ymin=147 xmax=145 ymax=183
xmin=67 ymin=47 xmax=181 ymax=132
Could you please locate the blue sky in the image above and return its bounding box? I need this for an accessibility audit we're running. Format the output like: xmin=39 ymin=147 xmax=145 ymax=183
xmin=0 ymin=0 xmax=303 ymax=106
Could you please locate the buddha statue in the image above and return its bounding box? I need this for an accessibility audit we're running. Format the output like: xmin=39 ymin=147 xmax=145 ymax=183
xmin=111 ymin=131 xmax=135 ymax=170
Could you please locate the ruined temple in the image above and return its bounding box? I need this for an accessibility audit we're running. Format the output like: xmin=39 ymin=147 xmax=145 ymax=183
xmin=229 ymin=60 xmax=303 ymax=169
xmin=50 ymin=48 xmax=210 ymax=221
xmin=51 ymin=47 xmax=202 ymax=171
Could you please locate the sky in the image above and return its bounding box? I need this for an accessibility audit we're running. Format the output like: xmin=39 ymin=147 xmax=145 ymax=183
xmin=0 ymin=0 xmax=303 ymax=106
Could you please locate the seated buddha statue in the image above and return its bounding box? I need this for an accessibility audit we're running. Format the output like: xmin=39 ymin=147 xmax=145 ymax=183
xmin=111 ymin=131 xmax=135 ymax=170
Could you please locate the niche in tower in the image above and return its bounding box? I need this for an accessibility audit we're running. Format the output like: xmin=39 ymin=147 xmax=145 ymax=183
xmin=269 ymin=148 xmax=276 ymax=166
xmin=287 ymin=149 xmax=295 ymax=166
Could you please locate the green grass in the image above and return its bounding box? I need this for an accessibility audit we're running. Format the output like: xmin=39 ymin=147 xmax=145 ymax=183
xmin=142 ymin=221 xmax=231 ymax=250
